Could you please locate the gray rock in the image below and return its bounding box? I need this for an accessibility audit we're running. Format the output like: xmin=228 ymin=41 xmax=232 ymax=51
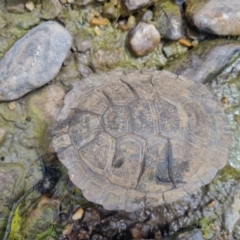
xmin=122 ymin=0 xmax=156 ymax=12
xmin=176 ymin=229 xmax=204 ymax=240
xmin=223 ymin=188 xmax=240 ymax=234
xmin=165 ymin=39 xmax=240 ymax=83
xmin=0 ymin=21 xmax=72 ymax=101
xmin=128 ymin=21 xmax=160 ymax=57
xmin=154 ymin=0 xmax=184 ymax=40
xmin=186 ymin=0 xmax=240 ymax=36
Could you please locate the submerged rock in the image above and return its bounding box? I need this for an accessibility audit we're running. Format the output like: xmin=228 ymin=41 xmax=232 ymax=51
xmin=0 ymin=21 xmax=72 ymax=101
xmin=186 ymin=0 xmax=240 ymax=36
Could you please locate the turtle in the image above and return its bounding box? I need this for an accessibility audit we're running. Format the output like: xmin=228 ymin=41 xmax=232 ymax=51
xmin=52 ymin=70 xmax=231 ymax=212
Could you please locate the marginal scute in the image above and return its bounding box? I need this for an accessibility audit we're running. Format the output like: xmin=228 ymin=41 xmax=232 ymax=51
xmin=125 ymin=190 xmax=145 ymax=211
xmin=78 ymin=90 xmax=109 ymax=115
xmin=101 ymin=81 xmax=136 ymax=105
xmin=183 ymin=100 xmax=211 ymax=144
xmin=120 ymin=72 xmax=159 ymax=101
xmin=102 ymin=185 xmax=127 ymax=211
xmin=153 ymin=71 xmax=190 ymax=99
xmin=52 ymin=70 xmax=231 ymax=212
xmin=52 ymin=133 xmax=71 ymax=151
xmin=57 ymin=146 xmax=78 ymax=170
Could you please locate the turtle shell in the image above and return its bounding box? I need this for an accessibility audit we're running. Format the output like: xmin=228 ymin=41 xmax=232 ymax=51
xmin=52 ymin=70 xmax=231 ymax=211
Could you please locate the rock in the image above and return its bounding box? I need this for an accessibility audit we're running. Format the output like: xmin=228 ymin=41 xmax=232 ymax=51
xmin=25 ymin=84 xmax=65 ymax=154
xmin=41 ymin=0 xmax=62 ymax=20
xmin=72 ymin=207 xmax=84 ymax=220
xmin=90 ymin=48 xmax=122 ymax=71
xmin=74 ymin=30 xmax=92 ymax=53
xmin=122 ymin=0 xmax=156 ymax=12
xmin=154 ymin=0 xmax=184 ymax=40
xmin=0 ymin=163 xmax=26 ymax=235
xmin=25 ymin=1 xmax=35 ymax=11
xmin=62 ymin=224 xmax=73 ymax=236
xmin=176 ymin=229 xmax=204 ymax=240
xmin=223 ymin=188 xmax=240 ymax=233
xmin=102 ymin=0 xmax=120 ymax=20
xmin=21 ymin=196 xmax=60 ymax=239
xmin=25 ymin=84 xmax=65 ymax=125
xmin=55 ymin=53 xmax=81 ymax=86
xmin=0 ymin=21 xmax=72 ymax=101
xmin=162 ymin=42 xmax=188 ymax=58
xmin=128 ymin=21 xmax=160 ymax=56
xmin=0 ymin=15 xmax=6 ymax=29
xmin=73 ymin=0 xmax=94 ymax=6
xmin=4 ymin=3 xmax=41 ymax=30
xmin=165 ymin=39 xmax=240 ymax=83
xmin=185 ymin=0 xmax=240 ymax=36
xmin=130 ymin=223 xmax=153 ymax=239
xmin=7 ymin=3 xmax=25 ymax=13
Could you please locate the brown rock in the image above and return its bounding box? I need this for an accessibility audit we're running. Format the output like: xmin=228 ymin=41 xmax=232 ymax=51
xmin=128 ymin=21 xmax=160 ymax=56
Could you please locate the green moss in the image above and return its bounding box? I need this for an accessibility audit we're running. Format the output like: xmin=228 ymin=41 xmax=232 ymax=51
xmin=197 ymin=217 xmax=214 ymax=238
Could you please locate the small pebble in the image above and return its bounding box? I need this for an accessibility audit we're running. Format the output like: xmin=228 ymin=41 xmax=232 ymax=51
xmin=90 ymin=17 xmax=110 ymax=26
xmin=178 ymin=38 xmax=192 ymax=47
xmin=206 ymin=200 xmax=215 ymax=208
xmin=62 ymin=223 xmax=73 ymax=236
xmin=72 ymin=207 xmax=84 ymax=220
xmin=25 ymin=1 xmax=34 ymax=11
xmin=221 ymin=97 xmax=228 ymax=104
xmin=94 ymin=26 xmax=102 ymax=36
xmin=8 ymin=101 xmax=16 ymax=110
xmin=234 ymin=115 xmax=240 ymax=124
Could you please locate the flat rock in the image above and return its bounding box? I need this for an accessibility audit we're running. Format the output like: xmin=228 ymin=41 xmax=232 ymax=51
xmin=165 ymin=39 xmax=240 ymax=83
xmin=186 ymin=0 xmax=240 ymax=36
xmin=0 ymin=21 xmax=72 ymax=101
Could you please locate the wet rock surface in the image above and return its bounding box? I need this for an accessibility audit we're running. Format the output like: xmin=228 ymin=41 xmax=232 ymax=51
xmin=0 ymin=0 xmax=240 ymax=239
xmin=0 ymin=21 xmax=72 ymax=101
xmin=186 ymin=0 xmax=240 ymax=36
